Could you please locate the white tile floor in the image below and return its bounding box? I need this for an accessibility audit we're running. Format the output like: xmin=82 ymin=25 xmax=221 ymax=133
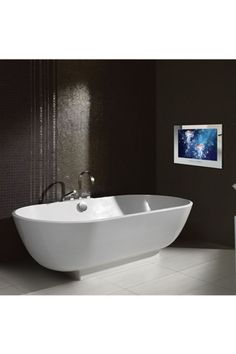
xmin=0 ymin=247 xmax=235 ymax=295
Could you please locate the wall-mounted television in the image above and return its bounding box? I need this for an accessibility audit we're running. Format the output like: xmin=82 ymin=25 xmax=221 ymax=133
xmin=174 ymin=124 xmax=222 ymax=169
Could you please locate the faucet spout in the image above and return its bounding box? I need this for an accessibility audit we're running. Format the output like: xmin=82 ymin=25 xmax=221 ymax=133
xmin=78 ymin=171 xmax=95 ymax=198
xmin=39 ymin=181 xmax=66 ymax=204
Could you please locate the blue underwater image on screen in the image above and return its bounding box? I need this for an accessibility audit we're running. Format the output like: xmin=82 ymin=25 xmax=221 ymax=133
xmin=178 ymin=128 xmax=217 ymax=161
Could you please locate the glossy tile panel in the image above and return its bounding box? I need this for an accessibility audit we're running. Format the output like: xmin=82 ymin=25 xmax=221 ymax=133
xmin=57 ymin=60 xmax=156 ymax=196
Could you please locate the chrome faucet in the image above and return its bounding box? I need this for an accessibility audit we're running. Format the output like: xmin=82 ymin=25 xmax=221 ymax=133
xmin=39 ymin=181 xmax=77 ymax=203
xmin=78 ymin=171 xmax=95 ymax=198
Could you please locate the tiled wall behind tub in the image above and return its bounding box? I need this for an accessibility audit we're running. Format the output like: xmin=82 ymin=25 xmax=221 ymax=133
xmin=57 ymin=60 xmax=156 ymax=197
xmin=0 ymin=60 xmax=57 ymax=261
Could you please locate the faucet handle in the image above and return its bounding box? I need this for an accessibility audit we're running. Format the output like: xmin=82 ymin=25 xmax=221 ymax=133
xmin=62 ymin=190 xmax=77 ymax=201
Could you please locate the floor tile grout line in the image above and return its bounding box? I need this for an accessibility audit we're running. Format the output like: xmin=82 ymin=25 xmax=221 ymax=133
xmin=0 ymin=277 xmax=24 ymax=291
xmin=81 ymin=252 xmax=223 ymax=280
xmin=177 ymin=269 xmax=236 ymax=287
xmin=115 ymin=271 xmax=208 ymax=294
xmin=179 ymin=282 xmax=236 ymax=295
xmin=158 ymin=256 xmax=235 ymax=273
xmin=121 ymin=270 xmax=229 ymax=295
xmin=101 ymin=269 xmax=180 ymax=289
xmin=164 ymin=269 xmax=236 ymax=293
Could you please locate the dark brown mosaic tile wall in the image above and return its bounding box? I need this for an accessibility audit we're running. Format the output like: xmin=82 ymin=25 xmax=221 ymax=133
xmin=0 ymin=61 xmax=31 ymax=260
xmin=57 ymin=60 xmax=156 ymax=197
xmin=0 ymin=60 xmax=57 ymax=260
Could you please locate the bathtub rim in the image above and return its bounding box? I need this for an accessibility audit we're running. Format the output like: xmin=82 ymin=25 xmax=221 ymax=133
xmin=12 ymin=194 xmax=193 ymax=225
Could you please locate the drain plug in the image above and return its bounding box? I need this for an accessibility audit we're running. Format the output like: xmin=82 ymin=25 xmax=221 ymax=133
xmin=77 ymin=202 xmax=88 ymax=212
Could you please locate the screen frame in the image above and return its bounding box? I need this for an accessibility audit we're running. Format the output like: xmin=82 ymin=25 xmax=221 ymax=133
xmin=174 ymin=124 xmax=223 ymax=169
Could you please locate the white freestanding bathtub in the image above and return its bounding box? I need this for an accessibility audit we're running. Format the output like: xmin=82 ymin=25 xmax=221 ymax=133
xmin=13 ymin=195 xmax=192 ymax=276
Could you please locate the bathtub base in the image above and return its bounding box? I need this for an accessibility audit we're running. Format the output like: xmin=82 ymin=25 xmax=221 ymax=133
xmin=68 ymin=270 xmax=81 ymax=281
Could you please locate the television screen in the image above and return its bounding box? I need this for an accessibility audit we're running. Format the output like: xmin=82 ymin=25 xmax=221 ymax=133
xmin=178 ymin=128 xmax=217 ymax=161
xmin=174 ymin=124 xmax=222 ymax=169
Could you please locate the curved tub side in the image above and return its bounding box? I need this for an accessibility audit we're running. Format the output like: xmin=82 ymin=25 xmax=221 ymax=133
xmin=13 ymin=202 xmax=192 ymax=272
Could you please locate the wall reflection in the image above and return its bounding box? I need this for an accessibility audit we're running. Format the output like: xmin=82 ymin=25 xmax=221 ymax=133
xmin=57 ymin=81 xmax=91 ymax=192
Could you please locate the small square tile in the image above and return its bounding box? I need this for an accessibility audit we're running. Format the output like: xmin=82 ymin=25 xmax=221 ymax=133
xmin=180 ymin=257 xmax=235 ymax=282
xmin=100 ymin=262 xmax=175 ymax=288
xmin=157 ymin=248 xmax=230 ymax=271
